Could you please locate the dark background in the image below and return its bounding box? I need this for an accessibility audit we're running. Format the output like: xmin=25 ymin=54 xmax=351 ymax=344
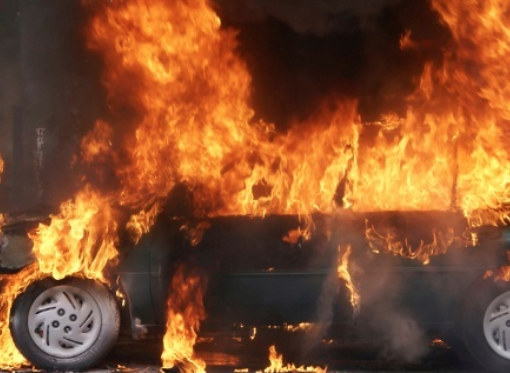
xmin=0 ymin=0 xmax=450 ymax=212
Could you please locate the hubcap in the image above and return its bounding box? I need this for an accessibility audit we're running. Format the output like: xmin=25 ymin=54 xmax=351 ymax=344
xmin=27 ymin=284 xmax=102 ymax=358
xmin=484 ymin=290 xmax=510 ymax=359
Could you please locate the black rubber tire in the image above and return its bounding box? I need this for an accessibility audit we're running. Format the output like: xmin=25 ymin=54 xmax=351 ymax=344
xmin=460 ymin=279 xmax=510 ymax=373
xmin=10 ymin=277 xmax=120 ymax=371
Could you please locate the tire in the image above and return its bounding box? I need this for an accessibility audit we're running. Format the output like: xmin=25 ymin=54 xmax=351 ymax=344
xmin=10 ymin=277 xmax=120 ymax=371
xmin=460 ymin=278 xmax=510 ymax=372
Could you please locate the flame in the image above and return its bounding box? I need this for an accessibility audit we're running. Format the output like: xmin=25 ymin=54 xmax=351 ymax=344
xmin=430 ymin=338 xmax=450 ymax=348
xmin=0 ymin=185 xmax=120 ymax=368
xmin=484 ymin=251 xmax=510 ymax=282
xmin=161 ymin=266 xmax=206 ymax=373
xmin=84 ymin=0 xmax=510 ymax=225
xmin=365 ymin=223 xmax=462 ymax=265
xmin=29 ymin=186 xmax=118 ymax=281
xmin=1 ymin=0 xmax=510 ymax=368
xmin=180 ymin=221 xmax=212 ymax=247
xmin=283 ymin=323 xmax=312 ymax=332
xmin=0 ymin=266 xmax=41 ymax=368
xmin=260 ymin=345 xmax=326 ymax=373
xmin=399 ymin=30 xmax=417 ymax=50
xmin=336 ymin=246 xmax=360 ymax=316
xmin=0 ymin=152 xmax=37 ymax=368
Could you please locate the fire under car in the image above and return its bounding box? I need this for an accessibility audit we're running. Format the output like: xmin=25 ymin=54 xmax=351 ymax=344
xmin=3 ymin=210 xmax=510 ymax=372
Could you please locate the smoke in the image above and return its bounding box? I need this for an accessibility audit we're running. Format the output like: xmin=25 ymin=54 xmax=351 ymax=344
xmin=302 ymin=268 xmax=340 ymax=355
xmin=214 ymin=0 xmax=401 ymax=35
xmin=354 ymin=265 xmax=429 ymax=363
xmin=214 ymin=0 xmax=450 ymax=128
xmin=369 ymin=304 xmax=428 ymax=362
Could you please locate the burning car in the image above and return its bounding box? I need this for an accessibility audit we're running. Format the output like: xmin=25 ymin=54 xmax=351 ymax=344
xmin=2 ymin=0 xmax=510 ymax=372
xmin=3 ymin=210 xmax=510 ymax=372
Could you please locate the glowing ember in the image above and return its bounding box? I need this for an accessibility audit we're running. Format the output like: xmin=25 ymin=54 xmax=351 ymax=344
xmin=284 ymin=323 xmax=313 ymax=332
xmin=430 ymin=338 xmax=450 ymax=348
xmin=336 ymin=246 xmax=360 ymax=317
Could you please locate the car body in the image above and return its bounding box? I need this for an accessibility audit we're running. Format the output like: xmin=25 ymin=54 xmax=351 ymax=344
xmin=118 ymin=212 xmax=509 ymax=333
xmin=4 ymin=210 xmax=510 ymax=371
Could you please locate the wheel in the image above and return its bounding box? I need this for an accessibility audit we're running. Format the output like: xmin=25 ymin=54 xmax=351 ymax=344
xmin=460 ymin=278 xmax=510 ymax=372
xmin=10 ymin=277 xmax=120 ymax=370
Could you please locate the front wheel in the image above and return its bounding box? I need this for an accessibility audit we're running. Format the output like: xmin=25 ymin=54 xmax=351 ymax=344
xmin=10 ymin=277 xmax=120 ymax=370
xmin=460 ymin=279 xmax=510 ymax=372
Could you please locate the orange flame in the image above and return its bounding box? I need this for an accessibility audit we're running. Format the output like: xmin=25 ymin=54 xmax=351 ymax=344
xmin=161 ymin=267 xmax=206 ymax=373
xmin=336 ymin=246 xmax=360 ymax=316
xmin=84 ymin=0 xmax=510 ymax=226
xmin=365 ymin=223 xmax=460 ymax=265
xmin=0 ymin=267 xmax=41 ymax=368
xmin=29 ymin=186 xmax=118 ymax=281
xmin=261 ymin=345 xmax=326 ymax=373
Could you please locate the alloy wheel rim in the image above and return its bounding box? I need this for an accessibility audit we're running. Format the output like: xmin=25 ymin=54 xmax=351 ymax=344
xmin=483 ymin=290 xmax=510 ymax=360
xmin=27 ymin=284 xmax=102 ymax=358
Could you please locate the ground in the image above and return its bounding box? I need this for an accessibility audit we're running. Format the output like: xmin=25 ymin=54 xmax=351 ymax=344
xmin=100 ymin=331 xmax=481 ymax=373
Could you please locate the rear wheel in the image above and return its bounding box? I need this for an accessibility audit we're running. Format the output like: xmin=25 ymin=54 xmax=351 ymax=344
xmin=10 ymin=277 xmax=120 ymax=370
xmin=460 ymin=279 xmax=510 ymax=372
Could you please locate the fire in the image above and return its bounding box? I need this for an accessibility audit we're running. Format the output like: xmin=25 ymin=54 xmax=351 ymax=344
xmin=0 ymin=266 xmax=41 ymax=368
xmin=365 ymin=223 xmax=457 ymax=265
xmin=1 ymin=0 xmax=510 ymax=368
xmin=29 ymin=186 xmax=118 ymax=281
xmin=484 ymin=251 xmax=510 ymax=282
xmin=0 ymin=185 xmax=120 ymax=368
xmin=430 ymin=338 xmax=450 ymax=348
xmin=284 ymin=323 xmax=312 ymax=332
xmin=84 ymin=0 xmax=510 ymax=225
xmin=336 ymin=246 xmax=360 ymax=317
xmin=260 ymin=345 xmax=326 ymax=373
xmin=0 ymin=152 xmax=36 ymax=367
xmin=161 ymin=267 xmax=206 ymax=373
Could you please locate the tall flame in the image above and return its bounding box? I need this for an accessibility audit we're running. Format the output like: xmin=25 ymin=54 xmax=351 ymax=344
xmin=161 ymin=267 xmax=206 ymax=373
xmin=84 ymin=0 xmax=510 ymax=225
